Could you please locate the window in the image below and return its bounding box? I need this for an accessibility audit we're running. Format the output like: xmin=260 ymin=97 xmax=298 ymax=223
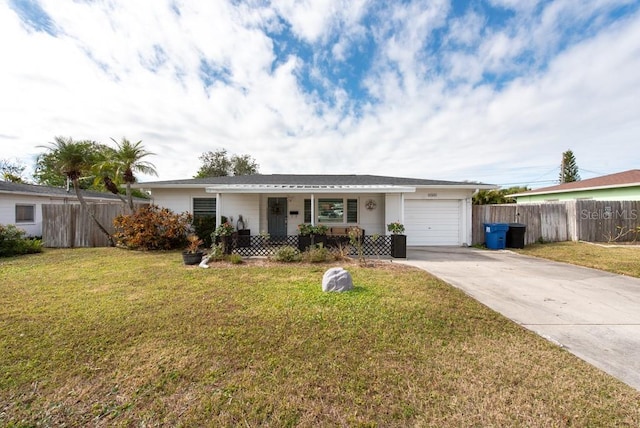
xmin=346 ymin=199 xmax=358 ymax=223
xmin=193 ymin=198 xmax=216 ymax=221
xmin=15 ymin=204 xmax=35 ymax=223
xmin=304 ymin=199 xmax=312 ymax=223
xmin=317 ymin=198 xmax=358 ymax=224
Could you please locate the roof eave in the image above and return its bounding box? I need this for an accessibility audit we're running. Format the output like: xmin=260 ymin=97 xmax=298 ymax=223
xmin=205 ymin=184 xmax=418 ymax=194
xmin=514 ymin=182 xmax=640 ymax=197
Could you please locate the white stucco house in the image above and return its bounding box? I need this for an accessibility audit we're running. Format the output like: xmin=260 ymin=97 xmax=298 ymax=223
xmin=133 ymin=174 xmax=496 ymax=246
xmin=0 ymin=181 xmax=138 ymax=237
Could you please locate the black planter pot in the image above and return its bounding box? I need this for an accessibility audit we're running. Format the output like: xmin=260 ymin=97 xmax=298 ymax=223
xmin=237 ymin=229 xmax=251 ymax=248
xmin=391 ymin=234 xmax=406 ymax=258
xmin=221 ymin=235 xmax=233 ymax=254
xmin=298 ymin=235 xmax=312 ymax=252
xmin=182 ymin=251 xmax=204 ymax=265
xmin=312 ymin=234 xmax=328 ymax=248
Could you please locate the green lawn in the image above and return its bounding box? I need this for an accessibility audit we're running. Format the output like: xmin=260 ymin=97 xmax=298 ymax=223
xmin=1 ymin=249 xmax=639 ymax=426
xmin=516 ymin=241 xmax=640 ymax=278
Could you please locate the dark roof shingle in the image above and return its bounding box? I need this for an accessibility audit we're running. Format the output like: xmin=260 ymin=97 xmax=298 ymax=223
xmin=135 ymin=174 xmax=491 ymax=187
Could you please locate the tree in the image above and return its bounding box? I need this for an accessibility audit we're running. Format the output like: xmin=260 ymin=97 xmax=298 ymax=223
xmin=559 ymin=149 xmax=580 ymax=183
xmin=34 ymin=151 xmax=68 ymax=187
xmin=39 ymin=136 xmax=115 ymax=246
xmin=230 ymin=153 xmax=259 ymax=176
xmin=473 ymin=186 xmax=529 ymax=205
xmin=0 ymin=159 xmax=26 ymax=183
xmin=194 ymin=149 xmax=259 ymax=178
xmin=98 ymin=138 xmax=158 ymax=211
xmin=34 ymin=142 xmax=110 ymax=189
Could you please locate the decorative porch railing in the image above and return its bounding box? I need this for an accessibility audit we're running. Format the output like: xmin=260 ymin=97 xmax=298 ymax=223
xmin=222 ymin=234 xmax=393 ymax=258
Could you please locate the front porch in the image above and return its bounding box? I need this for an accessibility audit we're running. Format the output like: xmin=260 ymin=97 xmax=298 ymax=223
xmin=218 ymin=233 xmax=405 ymax=258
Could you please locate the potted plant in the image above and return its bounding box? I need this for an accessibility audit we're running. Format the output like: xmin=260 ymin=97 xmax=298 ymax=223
xmin=182 ymin=234 xmax=204 ymax=265
xmin=387 ymin=221 xmax=406 ymax=258
xmin=312 ymin=224 xmax=328 ymax=248
xmin=297 ymin=223 xmax=314 ymax=251
xmin=214 ymin=221 xmax=235 ymax=254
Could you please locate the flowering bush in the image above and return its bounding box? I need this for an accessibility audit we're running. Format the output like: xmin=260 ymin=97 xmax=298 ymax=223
xmin=214 ymin=221 xmax=235 ymax=237
xmin=387 ymin=221 xmax=405 ymax=235
xmin=297 ymin=223 xmax=314 ymax=236
xmin=298 ymin=224 xmax=329 ymax=235
xmin=313 ymin=224 xmax=329 ymax=235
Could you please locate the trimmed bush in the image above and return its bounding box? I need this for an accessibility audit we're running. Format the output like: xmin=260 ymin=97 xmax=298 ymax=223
xmin=272 ymin=245 xmax=302 ymax=262
xmin=303 ymin=245 xmax=331 ymax=263
xmin=228 ymin=253 xmax=244 ymax=264
xmin=0 ymin=224 xmax=43 ymax=257
xmin=113 ymin=205 xmax=192 ymax=250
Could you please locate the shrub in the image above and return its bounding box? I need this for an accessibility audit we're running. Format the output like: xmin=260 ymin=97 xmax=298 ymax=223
xmin=228 ymin=253 xmax=244 ymax=264
xmin=208 ymin=243 xmax=226 ymax=261
xmin=192 ymin=215 xmax=216 ymax=247
xmin=272 ymin=245 xmax=302 ymax=262
xmin=331 ymin=242 xmax=352 ymax=261
xmin=304 ymin=245 xmax=331 ymax=263
xmin=113 ymin=205 xmax=192 ymax=250
xmin=0 ymin=224 xmax=43 ymax=257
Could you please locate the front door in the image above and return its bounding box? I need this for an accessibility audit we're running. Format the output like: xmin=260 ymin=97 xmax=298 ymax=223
xmin=268 ymin=198 xmax=287 ymax=238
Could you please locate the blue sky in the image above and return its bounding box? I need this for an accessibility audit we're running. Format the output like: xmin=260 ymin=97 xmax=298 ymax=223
xmin=1 ymin=0 xmax=639 ymax=188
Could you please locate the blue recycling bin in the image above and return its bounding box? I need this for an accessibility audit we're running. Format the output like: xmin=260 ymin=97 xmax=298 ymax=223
xmin=484 ymin=223 xmax=509 ymax=250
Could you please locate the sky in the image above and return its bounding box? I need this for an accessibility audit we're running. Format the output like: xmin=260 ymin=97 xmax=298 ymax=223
xmin=1 ymin=0 xmax=639 ymax=189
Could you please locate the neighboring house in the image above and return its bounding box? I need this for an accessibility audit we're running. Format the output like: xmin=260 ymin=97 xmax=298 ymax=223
xmin=512 ymin=170 xmax=640 ymax=203
xmin=133 ymin=174 xmax=496 ymax=246
xmin=0 ymin=181 xmax=140 ymax=236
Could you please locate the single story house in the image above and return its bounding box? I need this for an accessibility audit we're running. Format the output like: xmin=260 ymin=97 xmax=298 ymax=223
xmin=0 ymin=181 xmax=141 ymax=237
xmin=133 ymin=174 xmax=496 ymax=246
xmin=512 ymin=169 xmax=640 ymax=203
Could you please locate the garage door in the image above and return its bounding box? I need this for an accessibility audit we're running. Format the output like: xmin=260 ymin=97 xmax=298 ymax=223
xmin=405 ymin=200 xmax=461 ymax=246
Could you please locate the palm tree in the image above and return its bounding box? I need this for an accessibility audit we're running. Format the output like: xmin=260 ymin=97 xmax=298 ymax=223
xmin=40 ymin=137 xmax=115 ymax=246
xmin=107 ymin=138 xmax=158 ymax=211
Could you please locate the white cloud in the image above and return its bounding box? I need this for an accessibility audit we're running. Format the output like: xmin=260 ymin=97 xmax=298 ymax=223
xmin=488 ymin=0 xmax=541 ymax=12
xmin=0 ymin=0 xmax=638 ymax=188
xmin=446 ymin=10 xmax=485 ymax=47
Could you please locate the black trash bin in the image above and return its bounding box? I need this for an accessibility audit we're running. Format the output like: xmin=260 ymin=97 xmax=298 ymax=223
xmin=506 ymin=223 xmax=526 ymax=249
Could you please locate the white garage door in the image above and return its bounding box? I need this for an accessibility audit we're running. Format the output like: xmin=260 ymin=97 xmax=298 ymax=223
xmin=405 ymin=200 xmax=461 ymax=246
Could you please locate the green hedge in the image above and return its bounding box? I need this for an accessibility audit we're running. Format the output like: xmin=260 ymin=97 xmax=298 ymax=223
xmin=0 ymin=224 xmax=43 ymax=257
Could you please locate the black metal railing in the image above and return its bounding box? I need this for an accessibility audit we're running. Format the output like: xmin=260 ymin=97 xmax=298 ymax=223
xmin=221 ymin=234 xmax=392 ymax=257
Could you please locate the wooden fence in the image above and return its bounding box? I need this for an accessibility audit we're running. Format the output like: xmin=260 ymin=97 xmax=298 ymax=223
xmin=42 ymin=203 xmax=143 ymax=248
xmin=472 ymin=200 xmax=640 ymax=245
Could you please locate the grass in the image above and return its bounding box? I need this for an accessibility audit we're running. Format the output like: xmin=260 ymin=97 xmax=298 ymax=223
xmin=1 ymin=248 xmax=639 ymax=426
xmin=515 ymin=241 xmax=640 ymax=278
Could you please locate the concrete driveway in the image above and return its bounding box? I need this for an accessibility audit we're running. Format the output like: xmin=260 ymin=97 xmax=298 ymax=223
xmin=397 ymin=246 xmax=640 ymax=391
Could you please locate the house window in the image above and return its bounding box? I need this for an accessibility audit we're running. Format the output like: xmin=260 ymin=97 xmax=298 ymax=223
xmin=317 ymin=198 xmax=358 ymax=224
xmin=15 ymin=204 xmax=35 ymax=223
xmin=347 ymin=199 xmax=358 ymax=223
xmin=193 ymin=198 xmax=216 ymax=221
xmin=304 ymin=199 xmax=311 ymax=223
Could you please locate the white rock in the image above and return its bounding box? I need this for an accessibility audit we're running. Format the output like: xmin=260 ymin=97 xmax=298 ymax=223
xmin=322 ymin=267 xmax=353 ymax=292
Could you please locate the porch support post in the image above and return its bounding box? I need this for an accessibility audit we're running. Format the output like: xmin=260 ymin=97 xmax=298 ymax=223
xmin=311 ymin=193 xmax=316 ymax=226
xmin=216 ymin=193 xmax=222 ymax=226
